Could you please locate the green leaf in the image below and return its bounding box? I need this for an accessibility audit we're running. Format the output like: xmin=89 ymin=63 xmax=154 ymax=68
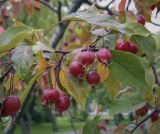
xmin=104 ymin=34 xmax=117 ymax=49
xmin=32 ymin=41 xmax=54 ymax=54
xmin=20 ymin=72 xmax=40 ymax=103
xmin=63 ymin=10 xmax=150 ymax=37
xmin=154 ymin=34 xmax=160 ymax=50
xmin=109 ymin=50 xmax=149 ymax=90
xmin=59 ymin=70 xmax=89 ymax=110
xmin=132 ymin=35 xmax=156 ymax=62
xmin=82 ymin=118 xmax=100 ymax=134
xmin=62 ymin=10 xmax=132 ymax=35
xmin=0 ymin=25 xmax=33 ymax=53
xmin=104 ymin=73 xmax=121 ymax=98
xmin=91 ymin=29 xmax=108 ymax=36
xmin=140 ymin=59 xmax=155 ymax=87
xmin=149 ymin=120 xmax=160 ymax=134
xmin=126 ymin=22 xmax=150 ymax=37
xmin=110 ymin=92 xmax=146 ymax=115
xmin=11 ymin=46 xmax=34 ymax=79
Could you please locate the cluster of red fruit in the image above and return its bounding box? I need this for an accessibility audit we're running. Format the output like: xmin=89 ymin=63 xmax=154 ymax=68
xmin=115 ymin=39 xmax=138 ymax=54
xmin=98 ymin=118 xmax=110 ymax=132
xmin=41 ymin=88 xmax=70 ymax=114
xmin=135 ymin=103 xmax=159 ymax=123
xmin=69 ymin=47 xmax=111 ymax=85
xmin=1 ymin=96 xmax=21 ymax=118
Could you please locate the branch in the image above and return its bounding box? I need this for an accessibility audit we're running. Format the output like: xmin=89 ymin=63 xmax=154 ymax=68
xmin=152 ymin=63 xmax=160 ymax=86
xmin=126 ymin=0 xmax=132 ymax=11
xmin=151 ymin=21 xmax=160 ymax=26
xmin=0 ymin=66 xmax=12 ymax=83
xmin=51 ymin=0 xmax=86 ymax=48
xmin=55 ymin=50 xmax=72 ymax=54
xmin=85 ymin=0 xmax=117 ymax=16
xmin=39 ymin=0 xmax=57 ymax=13
xmin=57 ymin=0 xmax=62 ymax=21
xmin=131 ymin=64 xmax=160 ymax=133
xmin=131 ymin=108 xmax=160 ymax=133
xmin=68 ymin=111 xmax=84 ymax=121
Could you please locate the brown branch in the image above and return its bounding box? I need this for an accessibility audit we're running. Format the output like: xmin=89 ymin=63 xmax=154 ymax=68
xmin=131 ymin=108 xmax=160 ymax=133
xmin=57 ymin=0 xmax=62 ymax=22
xmin=51 ymin=0 xmax=87 ymax=48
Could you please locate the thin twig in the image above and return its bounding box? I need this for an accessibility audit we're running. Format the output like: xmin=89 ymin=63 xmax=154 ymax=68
xmin=68 ymin=111 xmax=84 ymax=121
xmin=44 ymin=21 xmax=64 ymax=36
xmin=55 ymin=50 xmax=72 ymax=54
xmin=126 ymin=0 xmax=132 ymax=11
xmin=57 ymin=0 xmax=62 ymax=22
xmin=151 ymin=22 xmax=160 ymax=26
xmin=131 ymin=108 xmax=160 ymax=133
xmin=132 ymin=64 xmax=160 ymax=133
xmin=39 ymin=0 xmax=57 ymax=12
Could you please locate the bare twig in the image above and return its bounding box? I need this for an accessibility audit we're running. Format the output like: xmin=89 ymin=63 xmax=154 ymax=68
xmin=55 ymin=50 xmax=72 ymax=54
xmin=68 ymin=111 xmax=84 ymax=121
xmin=57 ymin=0 xmax=62 ymax=21
xmin=51 ymin=0 xmax=86 ymax=48
xmin=39 ymin=0 xmax=57 ymax=12
xmin=131 ymin=108 xmax=160 ymax=133
xmin=151 ymin=21 xmax=160 ymax=26
xmin=126 ymin=0 xmax=132 ymax=11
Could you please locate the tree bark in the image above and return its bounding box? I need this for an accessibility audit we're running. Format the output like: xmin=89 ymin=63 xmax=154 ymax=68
xmin=51 ymin=0 xmax=85 ymax=48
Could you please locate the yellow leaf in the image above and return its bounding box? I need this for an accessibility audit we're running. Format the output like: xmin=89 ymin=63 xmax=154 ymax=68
xmin=97 ymin=62 xmax=109 ymax=82
xmin=59 ymin=70 xmax=89 ymax=110
xmin=50 ymin=67 xmax=56 ymax=88
xmin=79 ymin=24 xmax=92 ymax=46
xmin=36 ymin=51 xmax=49 ymax=72
xmin=105 ymin=74 xmax=121 ymax=97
